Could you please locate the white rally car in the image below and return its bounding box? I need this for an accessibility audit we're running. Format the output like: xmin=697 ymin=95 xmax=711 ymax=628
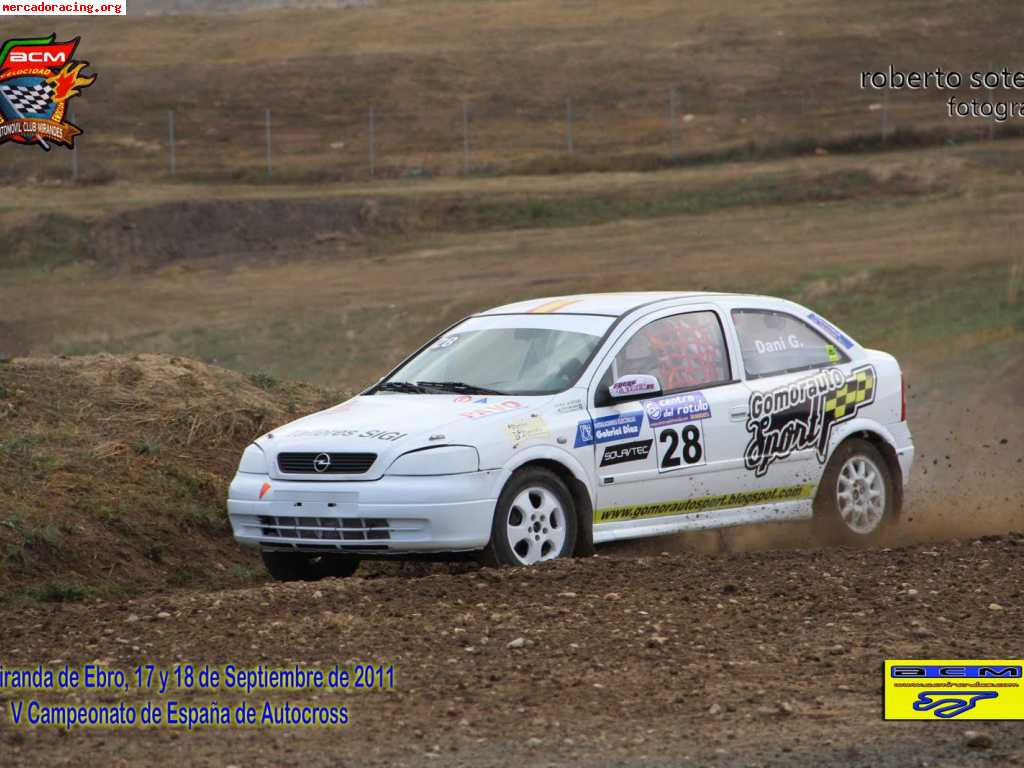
xmin=228 ymin=292 xmax=914 ymax=580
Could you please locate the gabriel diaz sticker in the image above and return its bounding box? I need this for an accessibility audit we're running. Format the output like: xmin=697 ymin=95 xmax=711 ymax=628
xmin=574 ymin=412 xmax=644 ymax=447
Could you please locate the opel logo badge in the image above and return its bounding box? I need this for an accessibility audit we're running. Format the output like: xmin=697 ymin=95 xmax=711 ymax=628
xmin=313 ymin=453 xmax=331 ymax=473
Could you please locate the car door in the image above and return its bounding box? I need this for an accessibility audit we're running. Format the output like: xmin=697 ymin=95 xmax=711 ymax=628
xmin=730 ymin=307 xmax=865 ymax=493
xmin=586 ymin=305 xmax=752 ymax=525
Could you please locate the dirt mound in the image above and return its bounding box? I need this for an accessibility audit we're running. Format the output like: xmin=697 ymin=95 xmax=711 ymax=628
xmin=0 ymin=354 xmax=340 ymax=600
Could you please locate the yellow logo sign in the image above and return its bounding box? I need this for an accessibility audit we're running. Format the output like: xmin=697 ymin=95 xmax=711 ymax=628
xmin=885 ymin=660 xmax=1024 ymax=720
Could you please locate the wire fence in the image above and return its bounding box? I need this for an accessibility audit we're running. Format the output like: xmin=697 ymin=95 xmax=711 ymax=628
xmin=4 ymin=84 xmax=1017 ymax=185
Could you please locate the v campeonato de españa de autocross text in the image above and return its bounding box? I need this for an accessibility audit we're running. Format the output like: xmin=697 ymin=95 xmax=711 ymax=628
xmin=0 ymin=662 xmax=396 ymax=731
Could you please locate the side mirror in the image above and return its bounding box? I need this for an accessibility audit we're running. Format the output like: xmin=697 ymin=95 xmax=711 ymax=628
xmin=609 ymin=374 xmax=662 ymax=401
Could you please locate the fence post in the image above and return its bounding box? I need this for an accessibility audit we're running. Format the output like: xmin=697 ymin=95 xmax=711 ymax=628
xmin=566 ymin=97 xmax=574 ymax=154
xmin=670 ymin=87 xmax=679 ymax=160
xmin=168 ymin=109 xmax=176 ymax=177
xmin=369 ymin=105 xmax=376 ymax=177
xmin=462 ymin=99 xmax=470 ymax=175
xmin=265 ymin=108 xmax=272 ymax=175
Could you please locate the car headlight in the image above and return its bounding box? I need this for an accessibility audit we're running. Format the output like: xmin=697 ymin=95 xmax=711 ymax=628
xmin=238 ymin=443 xmax=268 ymax=474
xmin=386 ymin=445 xmax=479 ymax=476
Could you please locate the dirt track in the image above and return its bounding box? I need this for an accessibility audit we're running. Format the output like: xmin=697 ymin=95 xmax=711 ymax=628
xmin=2 ymin=534 xmax=1023 ymax=767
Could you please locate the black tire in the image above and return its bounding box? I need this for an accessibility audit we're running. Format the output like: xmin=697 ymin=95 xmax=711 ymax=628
xmin=481 ymin=467 xmax=577 ymax=567
xmin=813 ymin=438 xmax=896 ymax=545
xmin=261 ymin=551 xmax=360 ymax=582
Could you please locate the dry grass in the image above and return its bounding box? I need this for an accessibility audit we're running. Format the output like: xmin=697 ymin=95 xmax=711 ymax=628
xmin=0 ymin=354 xmax=341 ymax=599
xmin=1 ymin=0 xmax=1018 ymax=182
xmin=3 ymin=138 xmax=1020 ymax=386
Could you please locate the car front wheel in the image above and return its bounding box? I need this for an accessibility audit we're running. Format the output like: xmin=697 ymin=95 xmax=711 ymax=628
xmin=814 ymin=438 xmax=895 ymax=543
xmin=483 ymin=468 xmax=577 ymax=566
xmin=261 ymin=551 xmax=360 ymax=582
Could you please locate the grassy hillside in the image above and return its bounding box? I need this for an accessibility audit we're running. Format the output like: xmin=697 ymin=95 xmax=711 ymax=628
xmin=3 ymin=138 xmax=1022 ymax=388
xmin=0 ymin=354 xmax=341 ymax=600
xmin=2 ymin=0 xmax=1021 ymax=182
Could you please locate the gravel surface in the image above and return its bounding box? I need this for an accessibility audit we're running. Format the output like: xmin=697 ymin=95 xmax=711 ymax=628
xmin=3 ymin=535 xmax=1023 ymax=766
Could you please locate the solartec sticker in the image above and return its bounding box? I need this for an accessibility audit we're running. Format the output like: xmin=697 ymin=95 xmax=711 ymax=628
xmin=600 ymin=439 xmax=653 ymax=467
xmin=574 ymin=412 xmax=644 ymax=447
xmin=643 ymin=392 xmax=711 ymax=427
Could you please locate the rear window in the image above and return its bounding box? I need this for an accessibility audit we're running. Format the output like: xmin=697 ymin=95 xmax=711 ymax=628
xmin=731 ymin=309 xmax=848 ymax=378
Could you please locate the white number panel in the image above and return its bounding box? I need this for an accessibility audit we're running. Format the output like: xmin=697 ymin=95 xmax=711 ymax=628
xmin=654 ymin=423 xmax=707 ymax=473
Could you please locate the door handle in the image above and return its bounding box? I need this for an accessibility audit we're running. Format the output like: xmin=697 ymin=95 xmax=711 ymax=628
xmin=730 ymin=405 xmax=749 ymax=421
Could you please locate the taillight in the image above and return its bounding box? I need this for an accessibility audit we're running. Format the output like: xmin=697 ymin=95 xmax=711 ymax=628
xmin=900 ymin=374 xmax=907 ymax=422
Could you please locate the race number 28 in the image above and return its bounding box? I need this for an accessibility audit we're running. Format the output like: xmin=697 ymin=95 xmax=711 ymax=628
xmin=655 ymin=424 xmax=706 ymax=472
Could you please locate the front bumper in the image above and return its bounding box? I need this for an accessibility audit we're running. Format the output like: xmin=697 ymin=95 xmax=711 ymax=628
xmin=227 ymin=470 xmax=499 ymax=555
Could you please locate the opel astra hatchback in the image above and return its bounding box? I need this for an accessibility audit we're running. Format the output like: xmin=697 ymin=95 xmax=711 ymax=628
xmin=228 ymin=292 xmax=914 ymax=580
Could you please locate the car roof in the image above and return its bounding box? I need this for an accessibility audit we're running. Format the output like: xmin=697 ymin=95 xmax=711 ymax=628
xmin=479 ymin=292 xmax=759 ymax=318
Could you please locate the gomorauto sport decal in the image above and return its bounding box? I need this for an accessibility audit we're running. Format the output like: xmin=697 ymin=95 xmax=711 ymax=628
xmin=744 ymin=365 xmax=876 ymax=477
xmin=594 ymin=484 xmax=815 ymax=523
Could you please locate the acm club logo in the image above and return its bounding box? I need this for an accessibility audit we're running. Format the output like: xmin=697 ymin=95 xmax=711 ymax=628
xmin=0 ymin=34 xmax=96 ymax=151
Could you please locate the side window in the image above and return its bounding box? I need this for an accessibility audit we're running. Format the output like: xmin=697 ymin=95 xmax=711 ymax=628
xmin=731 ymin=309 xmax=849 ymax=378
xmin=601 ymin=311 xmax=731 ymax=394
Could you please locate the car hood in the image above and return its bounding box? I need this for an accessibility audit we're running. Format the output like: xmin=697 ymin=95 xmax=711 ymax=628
xmin=256 ymin=393 xmax=550 ymax=480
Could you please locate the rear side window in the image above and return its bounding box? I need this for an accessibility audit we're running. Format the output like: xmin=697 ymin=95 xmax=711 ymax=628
xmin=731 ymin=309 xmax=848 ymax=378
xmin=602 ymin=310 xmax=731 ymax=393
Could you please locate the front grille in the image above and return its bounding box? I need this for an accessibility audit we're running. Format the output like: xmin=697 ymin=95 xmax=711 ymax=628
xmin=276 ymin=452 xmax=376 ymax=475
xmin=259 ymin=516 xmax=391 ymax=541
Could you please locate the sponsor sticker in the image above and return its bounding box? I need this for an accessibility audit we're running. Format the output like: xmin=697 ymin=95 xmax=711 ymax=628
xmin=461 ymin=400 xmax=524 ymax=420
xmin=591 ymin=412 xmax=644 ymax=444
xmin=599 ymin=439 xmax=653 ymax=467
xmin=429 ymin=335 xmax=461 ymax=350
xmin=609 ymin=376 xmax=659 ymax=398
xmin=885 ymin=661 xmax=1024 ymax=720
xmin=575 ymin=413 xmax=645 ymax=448
xmin=285 ymin=427 xmax=407 ymax=442
xmin=807 ymin=312 xmax=855 ymax=350
xmin=744 ymin=365 xmax=876 ymax=477
xmin=594 ymin=484 xmax=814 ymax=523
xmin=643 ymin=392 xmax=711 ymax=427
xmin=556 ymin=399 xmax=585 ymax=414
xmin=573 ymin=420 xmax=595 ymax=447
xmin=505 ymin=415 xmax=550 ymax=444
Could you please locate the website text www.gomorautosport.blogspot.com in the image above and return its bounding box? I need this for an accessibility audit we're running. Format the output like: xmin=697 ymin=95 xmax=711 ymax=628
xmin=1 ymin=1 xmax=124 ymax=13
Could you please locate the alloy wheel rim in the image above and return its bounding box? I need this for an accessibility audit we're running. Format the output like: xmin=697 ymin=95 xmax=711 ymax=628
xmin=506 ymin=486 xmax=566 ymax=565
xmin=836 ymin=455 xmax=886 ymax=535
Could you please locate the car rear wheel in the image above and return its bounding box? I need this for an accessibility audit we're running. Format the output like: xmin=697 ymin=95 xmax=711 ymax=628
xmin=814 ymin=438 xmax=895 ymax=544
xmin=482 ymin=468 xmax=577 ymax=567
xmin=261 ymin=551 xmax=360 ymax=582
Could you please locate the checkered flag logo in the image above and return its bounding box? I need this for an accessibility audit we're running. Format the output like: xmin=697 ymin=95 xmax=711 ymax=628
xmin=824 ymin=367 xmax=876 ymax=420
xmin=0 ymin=82 xmax=54 ymax=114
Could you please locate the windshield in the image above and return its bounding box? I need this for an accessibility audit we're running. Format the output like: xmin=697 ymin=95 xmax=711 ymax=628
xmin=380 ymin=314 xmax=614 ymax=396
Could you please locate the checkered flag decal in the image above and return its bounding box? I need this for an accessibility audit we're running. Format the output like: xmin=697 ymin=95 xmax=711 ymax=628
xmin=825 ymin=367 xmax=876 ymax=420
xmin=0 ymin=82 xmax=54 ymax=114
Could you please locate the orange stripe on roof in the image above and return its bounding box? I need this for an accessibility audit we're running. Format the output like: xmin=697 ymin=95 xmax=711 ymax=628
xmin=528 ymin=298 xmax=582 ymax=314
